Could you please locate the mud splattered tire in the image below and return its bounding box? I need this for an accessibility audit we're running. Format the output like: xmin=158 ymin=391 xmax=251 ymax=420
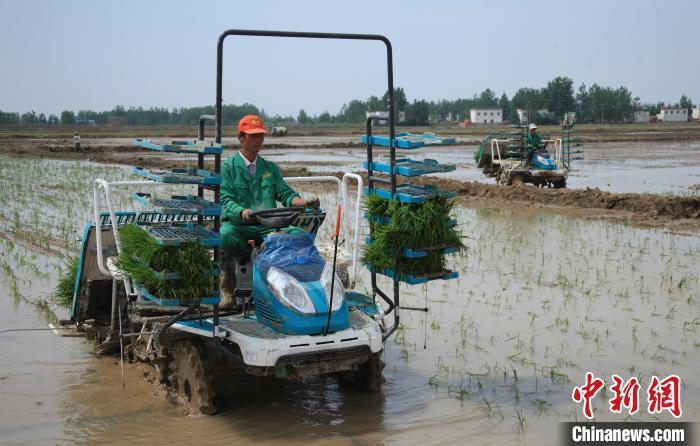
xmin=340 ymin=352 xmax=385 ymax=392
xmin=553 ymin=178 xmax=567 ymax=189
xmin=511 ymin=175 xmax=525 ymax=186
xmin=168 ymin=339 xmax=217 ymax=415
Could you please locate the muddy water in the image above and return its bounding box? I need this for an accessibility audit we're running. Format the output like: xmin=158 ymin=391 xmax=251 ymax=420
xmin=2 ymin=208 xmax=699 ymax=444
xmin=1 ymin=156 xmax=699 ymax=445
xmin=267 ymin=140 xmax=700 ymax=195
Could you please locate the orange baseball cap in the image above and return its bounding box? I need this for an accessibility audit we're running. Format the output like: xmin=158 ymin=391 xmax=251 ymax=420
xmin=238 ymin=114 xmax=267 ymax=134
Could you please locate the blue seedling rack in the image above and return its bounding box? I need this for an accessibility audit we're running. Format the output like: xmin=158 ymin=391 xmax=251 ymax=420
xmin=363 ymin=184 xmax=456 ymax=204
xmin=362 ymin=132 xmax=457 ymax=149
xmin=367 ymin=265 xmax=458 ymax=285
xmin=365 ymin=212 xmax=457 ymax=228
xmin=365 ymin=237 xmax=459 ymax=258
xmin=133 ymin=193 xmax=222 ymax=216
xmin=140 ymin=222 xmax=220 ymax=247
xmin=133 ymin=167 xmax=222 ymax=185
xmin=134 ymin=138 xmax=224 ymax=154
xmin=363 ymin=115 xmax=461 ymax=328
xmin=364 ymin=158 xmax=456 ymax=177
xmin=128 ymin=132 xmax=223 ymax=307
xmin=136 ymin=285 xmax=221 ymax=306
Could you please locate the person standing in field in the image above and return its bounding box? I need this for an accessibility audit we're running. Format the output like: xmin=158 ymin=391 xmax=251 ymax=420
xmin=73 ymin=132 xmax=81 ymax=151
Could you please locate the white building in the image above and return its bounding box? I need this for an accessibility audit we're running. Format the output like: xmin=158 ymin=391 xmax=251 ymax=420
xmin=657 ymin=108 xmax=688 ymax=122
xmin=633 ymin=110 xmax=650 ymax=123
xmin=470 ymin=108 xmax=502 ymax=124
xmin=692 ymin=107 xmax=700 ymax=121
xmin=516 ymin=108 xmax=554 ymax=123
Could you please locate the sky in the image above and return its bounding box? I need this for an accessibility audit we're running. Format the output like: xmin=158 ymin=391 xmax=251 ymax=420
xmin=1 ymin=0 xmax=698 ymax=117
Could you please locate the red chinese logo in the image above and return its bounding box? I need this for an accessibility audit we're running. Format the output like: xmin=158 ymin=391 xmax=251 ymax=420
xmin=572 ymin=373 xmax=682 ymax=419
xmin=572 ymin=372 xmax=605 ymax=419
xmin=609 ymin=374 xmax=640 ymax=415
xmin=647 ymin=375 xmax=682 ymax=418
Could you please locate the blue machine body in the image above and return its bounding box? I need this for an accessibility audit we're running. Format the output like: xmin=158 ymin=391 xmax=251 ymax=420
xmin=532 ymin=150 xmax=557 ymax=170
xmin=252 ymin=233 xmax=349 ymax=335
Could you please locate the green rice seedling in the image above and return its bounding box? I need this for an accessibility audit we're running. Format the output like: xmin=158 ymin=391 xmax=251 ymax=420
xmin=34 ymin=298 xmax=59 ymax=325
xmin=514 ymin=409 xmax=526 ymax=432
xmin=362 ymin=194 xmax=466 ymax=275
xmin=10 ymin=276 xmax=20 ymax=302
xmin=116 ymin=224 xmax=216 ymax=301
xmin=530 ymin=399 xmax=551 ymax=416
xmin=53 ymin=255 xmax=79 ymax=308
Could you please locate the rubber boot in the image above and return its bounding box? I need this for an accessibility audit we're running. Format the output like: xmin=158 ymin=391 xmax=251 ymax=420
xmin=219 ymin=252 xmax=236 ymax=311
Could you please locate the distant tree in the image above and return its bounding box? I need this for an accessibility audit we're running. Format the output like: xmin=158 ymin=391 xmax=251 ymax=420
xmin=297 ymin=109 xmax=310 ymax=124
xmin=60 ymin=110 xmax=75 ymax=124
xmin=542 ymin=76 xmax=575 ymax=117
xmin=48 ymin=114 xmax=59 ymax=124
xmin=406 ymin=99 xmax=430 ymax=125
xmin=0 ymin=110 xmax=20 ymax=124
xmin=679 ymin=94 xmax=693 ymax=118
xmin=366 ymin=95 xmax=384 ymax=112
xmin=476 ymin=89 xmax=498 ymax=108
xmin=317 ymin=111 xmax=332 ymax=123
xmin=382 ymin=87 xmax=408 ymax=112
xmin=512 ymin=87 xmax=541 ymax=122
xmin=112 ymin=105 xmax=127 ymax=117
xmin=338 ymin=100 xmax=368 ymax=123
xmin=20 ymin=111 xmax=39 ymax=124
xmin=498 ymin=92 xmax=511 ymax=121
xmin=38 ymin=113 xmax=47 ymax=124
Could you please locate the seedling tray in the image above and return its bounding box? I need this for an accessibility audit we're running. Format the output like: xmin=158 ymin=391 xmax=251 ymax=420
xmin=131 ymin=256 xmax=220 ymax=281
xmin=133 ymin=193 xmax=222 ymax=216
xmin=365 ymin=213 xmax=458 ymax=228
xmin=345 ymin=291 xmax=381 ymax=317
xmin=362 ymin=132 xmax=457 ymax=149
xmin=362 ymin=135 xmax=424 ymax=149
xmin=368 ymin=265 xmax=458 ymax=285
xmin=365 ymin=237 xmax=459 ymax=259
xmin=136 ymin=285 xmax=220 ymax=306
xmin=133 ymin=138 xmax=223 ymax=154
xmin=364 ymin=184 xmax=456 ymax=204
xmin=140 ymin=223 xmax=220 ymax=247
xmin=364 ymin=158 xmax=456 ymax=176
xmin=132 ymin=167 xmax=221 ymax=185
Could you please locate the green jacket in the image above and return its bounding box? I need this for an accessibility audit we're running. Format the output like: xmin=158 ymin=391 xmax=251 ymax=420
xmin=220 ymin=152 xmax=299 ymax=225
xmin=527 ymin=132 xmax=543 ymax=149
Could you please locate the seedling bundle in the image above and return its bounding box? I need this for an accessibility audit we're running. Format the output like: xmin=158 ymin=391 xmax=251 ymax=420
xmin=116 ymin=223 xmax=217 ymax=302
xmin=54 ymin=256 xmax=79 ymax=308
xmin=362 ymin=194 xmax=465 ymax=275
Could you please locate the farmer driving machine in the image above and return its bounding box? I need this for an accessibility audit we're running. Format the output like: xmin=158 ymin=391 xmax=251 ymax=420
xmin=476 ymin=111 xmax=581 ymax=187
xmin=60 ymin=30 xmax=462 ymax=414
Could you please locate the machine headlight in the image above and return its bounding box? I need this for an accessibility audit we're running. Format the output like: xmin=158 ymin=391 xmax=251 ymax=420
xmin=321 ymin=263 xmax=344 ymax=311
xmin=266 ymin=267 xmax=315 ymax=314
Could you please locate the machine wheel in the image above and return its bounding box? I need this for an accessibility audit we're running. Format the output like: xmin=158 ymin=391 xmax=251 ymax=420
xmin=168 ymin=339 xmax=217 ymax=415
xmin=340 ymin=352 xmax=385 ymax=392
xmin=511 ymin=175 xmax=525 ymax=186
xmin=553 ymin=178 xmax=567 ymax=189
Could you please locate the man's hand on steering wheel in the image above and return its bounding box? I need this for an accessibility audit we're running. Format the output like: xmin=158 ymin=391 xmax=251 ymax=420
xmin=291 ymin=196 xmax=320 ymax=209
xmin=304 ymin=197 xmax=320 ymax=209
xmin=241 ymin=208 xmax=253 ymax=223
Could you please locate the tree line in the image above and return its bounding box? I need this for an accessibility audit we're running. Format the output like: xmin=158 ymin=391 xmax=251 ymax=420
xmin=0 ymin=77 xmax=694 ymax=126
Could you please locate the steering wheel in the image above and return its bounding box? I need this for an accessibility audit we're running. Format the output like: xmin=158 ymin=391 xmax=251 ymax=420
xmin=246 ymin=207 xmax=306 ymax=229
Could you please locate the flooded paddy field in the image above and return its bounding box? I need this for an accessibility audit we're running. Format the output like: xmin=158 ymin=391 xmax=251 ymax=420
xmin=262 ymin=139 xmax=700 ymax=195
xmin=0 ymin=155 xmax=698 ymax=445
